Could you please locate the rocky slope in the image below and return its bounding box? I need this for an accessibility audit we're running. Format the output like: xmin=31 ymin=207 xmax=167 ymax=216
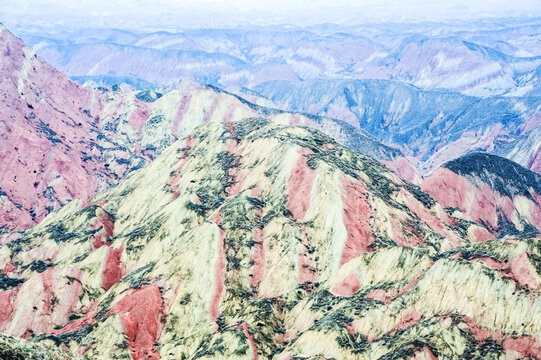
xmin=253 ymin=78 xmax=541 ymax=175
xmin=422 ymin=152 xmax=541 ymax=238
xmin=1 ymin=119 xmax=539 ymax=359
xmin=0 ymin=25 xmax=409 ymax=230
xmin=0 ymin=332 xmax=79 ymax=360
xmin=0 ymin=23 xmax=123 ymax=231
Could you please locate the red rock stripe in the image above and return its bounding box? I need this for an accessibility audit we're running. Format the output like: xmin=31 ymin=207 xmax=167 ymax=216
xmin=128 ymin=101 xmax=150 ymax=134
xmin=237 ymin=322 xmax=259 ymax=360
xmin=102 ymin=246 xmax=125 ymax=291
xmin=298 ymin=233 xmax=318 ymax=287
xmin=0 ymin=289 xmax=16 ymax=331
xmin=172 ymin=93 xmax=192 ymax=137
xmin=330 ymin=273 xmax=361 ymax=297
xmin=286 ymin=148 xmax=315 ymax=221
xmin=112 ymin=285 xmax=165 ymax=360
xmin=503 ymin=336 xmax=541 ymax=358
xmin=210 ymin=212 xmax=226 ymax=322
xmin=339 ymin=174 xmax=374 ymax=266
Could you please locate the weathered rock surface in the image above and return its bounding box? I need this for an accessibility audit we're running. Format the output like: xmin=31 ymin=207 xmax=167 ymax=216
xmin=1 ymin=119 xmax=538 ymax=359
xmin=0 ymin=332 xmax=80 ymax=360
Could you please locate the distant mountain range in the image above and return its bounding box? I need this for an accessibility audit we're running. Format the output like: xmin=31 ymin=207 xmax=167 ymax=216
xmin=15 ymin=19 xmax=541 ymax=96
xmin=0 ymin=25 xmax=406 ymax=230
xmin=251 ymin=78 xmax=541 ymax=174
xmin=10 ymin=21 xmax=541 ymax=177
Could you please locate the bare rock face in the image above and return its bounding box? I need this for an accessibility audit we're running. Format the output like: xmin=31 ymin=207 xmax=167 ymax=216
xmin=1 ymin=119 xmax=538 ymax=359
xmin=0 ymin=25 xmax=406 ymax=231
xmin=0 ymin=24 xmax=116 ymax=230
xmin=422 ymin=152 xmax=541 ymax=238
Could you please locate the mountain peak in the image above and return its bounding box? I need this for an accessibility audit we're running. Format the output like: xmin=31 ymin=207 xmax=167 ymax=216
xmin=443 ymin=152 xmax=541 ymax=199
xmin=422 ymin=152 xmax=541 ymax=237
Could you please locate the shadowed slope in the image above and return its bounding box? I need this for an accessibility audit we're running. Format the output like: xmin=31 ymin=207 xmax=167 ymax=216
xmin=422 ymin=152 xmax=541 ymax=237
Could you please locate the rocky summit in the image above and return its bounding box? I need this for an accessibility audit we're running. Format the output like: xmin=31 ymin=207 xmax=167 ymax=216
xmin=0 ymin=119 xmax=539 ymax=359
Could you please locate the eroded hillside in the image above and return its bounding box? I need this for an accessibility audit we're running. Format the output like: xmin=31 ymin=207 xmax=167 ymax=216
xmin=1 ymin=119 xmax=538 ymax=359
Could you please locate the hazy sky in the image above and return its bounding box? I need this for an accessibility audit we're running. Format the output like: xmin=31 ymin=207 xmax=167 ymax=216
xmin=2 ymin=0 xmax=541 ymax=30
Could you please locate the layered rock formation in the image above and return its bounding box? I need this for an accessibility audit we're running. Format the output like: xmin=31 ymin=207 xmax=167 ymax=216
xmin=1 ymin=21 xmax=540 ymax=360
xmin=1 ymin=119 xmax=538 ymax=359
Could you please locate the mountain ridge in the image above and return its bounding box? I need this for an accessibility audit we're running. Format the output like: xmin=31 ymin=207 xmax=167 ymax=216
xmin=17 ymin=22 xmax=541 ymax=96
xmin=253 ymin=78 xmax=541 ymax=175
xmin=0 ymin=25 xmax=415 ymax=230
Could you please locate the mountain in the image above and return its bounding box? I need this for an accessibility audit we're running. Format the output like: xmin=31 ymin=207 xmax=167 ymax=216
xmin=0 ymin=25 xmax=409 ymax=230
xmin=3 ymin=119 xmax=538 ymax=360
xmin=71 ymin=75 xmax=156 ymax=90
xmin=253 ymin=78 xmax=541 ymax=175
xmin=374 ymin=35 xmax=540 ymax=97
xmin=16 ymin=21 xmax=541 ymax=96
xmin=1 ymin=19 xmax=540 ymax=360
xmin=422 ymin=152 xmax=541 ymax=238
xmin=455 ymin=23 xmax=541 ymax=58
